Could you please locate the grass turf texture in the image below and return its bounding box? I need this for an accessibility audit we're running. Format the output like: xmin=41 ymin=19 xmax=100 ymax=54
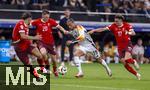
xmin=0 ymin=62 xmax=149 ymax=90
xmin=51 ymin=63 xmax=150 ymax=90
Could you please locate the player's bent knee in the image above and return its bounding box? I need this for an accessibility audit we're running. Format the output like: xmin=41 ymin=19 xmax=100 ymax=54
xmin=120 ymin=59 xmax=126 ymax=65
xmin=74 ymin=50 xmax=85 ymax=57
xmin=125 ymin=52 xmax=132 ymax=59
xmin=51 ymin=55 xmax=56 ymax=61
xmin=40 ymin=48 xmax=47 ymax=55
xmin=36 ymin=53 xmax=43 ymax=59
xmin=43 ymin=54 xmax=48 ymax=60
xmin=97 ymin=57 xmax=103 ymax=63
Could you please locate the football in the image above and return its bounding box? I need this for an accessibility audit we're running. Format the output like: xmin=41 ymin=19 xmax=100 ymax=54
xmin=58 ymin=66 xmax=67 ymax=75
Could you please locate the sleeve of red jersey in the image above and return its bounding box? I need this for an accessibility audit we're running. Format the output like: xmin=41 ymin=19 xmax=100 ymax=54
xmin=18 ymin=24 xmax=25 ymax=33
xmin=126 ymin=23 xmax=133 ymax=31
xmin=50 ymin=19 xmax=58 ymax=27
xmin=106 ymin=24 xmax=114 ymax=32
xmin=31 ymin=20 xmax=37 ymax=26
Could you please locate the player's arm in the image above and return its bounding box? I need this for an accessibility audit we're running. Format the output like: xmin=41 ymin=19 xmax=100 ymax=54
xmin=58 ymin=31 xmax=63 ymax=39
xmin=30 ymin=20 xmax=36 ymax=26
xmin=126 ymin=24 xmax=136 ymax=36
xmin=66 ymin=40 xmax=79 ymax=46
xmin=88 ymin=27 xmax=109 ymax=34
xmin=56 ymin=25 xmax=68 ymax=34
xmin=19 ymin=32 xmax=42 ymax=40
xmin=127 ymin=29 xmax=136 ymax=36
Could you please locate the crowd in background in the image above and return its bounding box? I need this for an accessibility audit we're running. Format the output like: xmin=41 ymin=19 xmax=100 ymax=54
xmin=0 ymin=35 xmax=149 ymax=64
xmin=0 ymin=0 xmax=150 ymax=64
xmin=0 ymin=0 xmax=150 ymax=14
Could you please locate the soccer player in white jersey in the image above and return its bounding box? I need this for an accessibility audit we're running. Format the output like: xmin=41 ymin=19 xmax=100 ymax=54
xmin=66 ymin=18 xmax=112 ymax=78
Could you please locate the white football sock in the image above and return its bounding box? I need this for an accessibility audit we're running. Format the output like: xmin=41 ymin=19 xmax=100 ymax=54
xmin=106 ymin=57 xmax=111 ymax=64
xmin=101 ymin=59 xmax=110 ymax=71
xmin=114 ymin=56 xmax=119 ymax=64
xmin=74 ymin=56 xmax=83 ymax=74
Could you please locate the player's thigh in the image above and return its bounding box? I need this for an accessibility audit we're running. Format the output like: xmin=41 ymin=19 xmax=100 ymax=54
xmin=74 ymin=49 xmax=85 ymax=57
xmin=31 ymin=47 xmax=43 ymax=59
xmin=48 ymin=53 xmax=56 ymax=62
xmin=15 ymin=50 xmax=30 ymax=65
xmin=39 ymin=47 xmax=48 ymax=60
xmin=124 ymin=42 xmax=133 ymax=59
xmin=85 ymin=45 xmax=100 ymax=59
xmin=124 ymin=51 xmax=132 ymax=60
xmin=120 ymin=58 xmax=126 ymax=65
xmin=39 ymin=47 xmax=47 ymax=55
xmin=91 ymin=49 xmax=101 ymax=59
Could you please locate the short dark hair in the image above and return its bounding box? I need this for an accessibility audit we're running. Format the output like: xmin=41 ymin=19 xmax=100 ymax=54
xmin=65 ymin=8 xmax=70 ymax=11
xmin=67 ymin=18 xmax=74 ymax=23
xmin=21 ymin=12 xmax=32 ymax=20
xmin=42 ymin=9 xmax=50 ymax=14
xmin=115 ymin=14 xmax=125 ymax=21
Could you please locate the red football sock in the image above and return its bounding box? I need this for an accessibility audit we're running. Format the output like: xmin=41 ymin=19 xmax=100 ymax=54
xmin=125 ymin=58 xmax=134 ymax=64
xmin=124 ymin=63 xmax=137 ymax=76
xmin=53 ymin=65 xmax=57 ymax=71
xmin=44 ymin=60 xmax=50 ymax=70
xmin=37 ymin=59 xmax=45 ymax=68
xmin=53 ymin=65 xmax=58 ymax=77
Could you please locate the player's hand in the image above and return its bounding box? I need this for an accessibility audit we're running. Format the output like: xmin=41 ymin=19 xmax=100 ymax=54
xmin=64 ymin=30 xmax=69 ymax=34
xmin=35 ymin=35 xmax=42 ymax=40
xmin=88 ymin=30 xmax=95 ymax=34
xmin=66 ymin=40 xmax=72 ymax=46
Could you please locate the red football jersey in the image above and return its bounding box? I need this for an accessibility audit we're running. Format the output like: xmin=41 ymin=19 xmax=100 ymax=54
xmin=31 ymin=18 xmax=58 ymax=45
xmin=12 ymin=20 xmax=31 ymax=51
xmin=107 ymin=22 xmax=133 ymax=49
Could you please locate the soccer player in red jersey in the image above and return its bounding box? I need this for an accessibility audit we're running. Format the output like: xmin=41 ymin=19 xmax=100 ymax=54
xmin=31 ymin=9 xmax=68 ymax=77
xmin=12 ymin=12 xmax=45 ymax=79
xmin=88 ymin=14 xmax=141 ymax=80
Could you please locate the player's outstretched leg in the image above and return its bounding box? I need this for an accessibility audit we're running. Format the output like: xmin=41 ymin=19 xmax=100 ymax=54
xmin=50 ymin=54 xmax=59 ymax=77
xmin=98 ymin=57 xmax=112 ymax=77
xmin=74 ymin=49 xmax=85 ymax=78
xmin=125 ymin=58 xmax=140 ymax=70
xmin=121 ymin=51 xmax=141 ymax=80
xmin=123 ymin=62 xmax=141 ymax=80
xmin=74 ymin=56 xmax=84 ymax=78
xmin=31 ymin=47 xmax=48 ymax=74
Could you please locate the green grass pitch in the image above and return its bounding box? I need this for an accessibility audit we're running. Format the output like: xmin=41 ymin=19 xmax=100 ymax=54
xmin=50 ymin=63 xmax=150 ymax=90
xmin=0 ymin=62 xmax=150 ymax=90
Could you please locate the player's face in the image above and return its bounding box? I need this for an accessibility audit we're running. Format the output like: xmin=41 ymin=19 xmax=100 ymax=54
xmin=67 ymin=21 xmax=75 ymax=30
xmin=138 ymin=39 xmax=143 ymax=46
xmin=64 ymin=10 xmax=71 ymax=17
xmin=25 ymin=17 xmax=32 ymax=25
xmin=42 ymin=13 xmax=49 ymax=21
xmin=114 ymin=18 xmax=123 ymax=26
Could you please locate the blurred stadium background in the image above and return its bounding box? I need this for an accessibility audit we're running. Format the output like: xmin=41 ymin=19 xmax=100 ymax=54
xmin=0 ymin=0 xmax=150 ymax=64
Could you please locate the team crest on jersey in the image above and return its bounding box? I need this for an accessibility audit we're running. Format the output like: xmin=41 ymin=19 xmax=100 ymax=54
xmin=122 ymin=28 xmax=124 ymax=31
xmin=20 ymin=25 xmax=24 ymax=29
xmin=43 ymin=26 xmax=48 ymax=31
